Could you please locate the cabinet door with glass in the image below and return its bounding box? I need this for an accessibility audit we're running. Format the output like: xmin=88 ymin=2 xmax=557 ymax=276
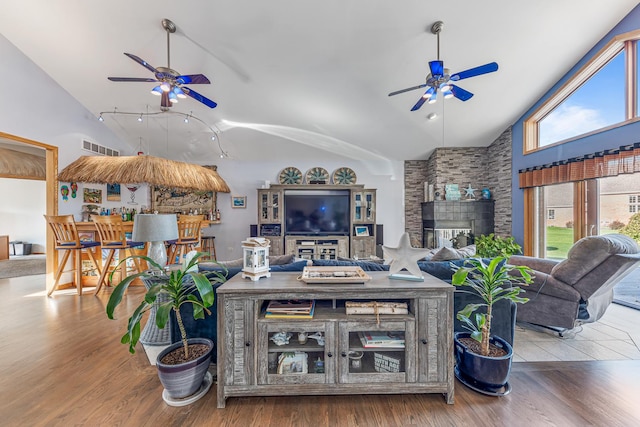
xmin=337 ymin=319 xmax=415 ymax=384
xmin=258 ymin=189 xmax=282 ymax=223
xmin=256 ymin=320 xmax=335 ymax=385
xmin=352 ymin=190 xmax=376 ymax=223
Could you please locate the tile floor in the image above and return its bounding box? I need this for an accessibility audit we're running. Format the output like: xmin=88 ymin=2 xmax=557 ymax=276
xmin=513 ymin=303 xmax=640 ymax=362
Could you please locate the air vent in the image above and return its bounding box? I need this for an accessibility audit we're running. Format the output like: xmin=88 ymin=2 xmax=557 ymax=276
xmin=81 ymin=139 xmax=120 ymax=156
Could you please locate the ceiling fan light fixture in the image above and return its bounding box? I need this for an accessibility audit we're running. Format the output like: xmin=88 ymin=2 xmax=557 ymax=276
xmin=150 ymin=86 xmax=163 ymax=96
xmin=160 ymin=82 xmax=171 ymax=92
xmin=440 ymin=84 xmax=452 ymax=92
xmin=173 ymin=86 xmax=187 ymax=99
xmin=168 ymin=91 xmax=178 ymax=103
xmin=428 ymin=93 xmax=438 ymax=104
xmin=442 ymin=90 xmax=454 ymax=99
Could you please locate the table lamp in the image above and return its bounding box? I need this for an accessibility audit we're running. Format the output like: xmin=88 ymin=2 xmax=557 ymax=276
xmin=132 ymin=213 xmax=179 ymax=270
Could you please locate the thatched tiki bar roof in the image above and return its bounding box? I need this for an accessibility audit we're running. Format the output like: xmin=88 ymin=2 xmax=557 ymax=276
xmin=0 ymin=147 xmax=46 ymax=180
xmin=58 ymin=155 xmax=230 ymax=192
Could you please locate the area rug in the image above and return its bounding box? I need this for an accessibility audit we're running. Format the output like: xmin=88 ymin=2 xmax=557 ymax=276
xmin=0 ymin=256 xmax=46 ymax=279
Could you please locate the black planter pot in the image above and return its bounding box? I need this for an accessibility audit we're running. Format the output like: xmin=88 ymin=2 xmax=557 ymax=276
xmin=454 ymin=332 xmax=513 ymax=396
xmin=156 ymin=337 xmax=214 ymax=400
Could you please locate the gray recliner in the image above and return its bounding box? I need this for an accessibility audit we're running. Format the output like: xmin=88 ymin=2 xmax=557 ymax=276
xmin=508 ymin=234 xmax=640 ymax=331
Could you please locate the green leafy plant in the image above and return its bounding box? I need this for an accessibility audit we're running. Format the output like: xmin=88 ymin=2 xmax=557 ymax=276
xmin=451 ymin=257 xmax=533 ymax=356
xmin=106 ymin=252 xmax=227 ymax=358
xmin=619 ymin=213 xmax=640 ymax=242
xmin=474 ymin=233 xmax=522 ymax=258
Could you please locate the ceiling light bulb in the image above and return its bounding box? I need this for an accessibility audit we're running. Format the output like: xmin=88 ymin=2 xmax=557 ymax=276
xmin=211 ymin=134 xmax=216 ymax=141
xmin=137 ymin=114 xmax=143 ymax=122
xmin=173 ymin=86 xmax=187 ymax=99
xmin=168 ymin=91 xmax=178 ymax=103
xmin=220 ymin=154 xmax=224 ymax=158
xmin=443 ymin=90 xmax=454 ymax=99
xmin=150 ymin=86 xmax=163 ymax=96
xmin=98 ymin=114 xmax=104 ymax=122
xmin=184 ymin=116 xmax=189 ymax=123
xmin=160 ymin=82 xmax=171 ymax=92
xmin=440 ymin=84 xmax=451 ymax=92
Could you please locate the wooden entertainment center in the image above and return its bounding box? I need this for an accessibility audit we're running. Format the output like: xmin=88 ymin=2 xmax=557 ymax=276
xmin=216 ymin=271 xmax=455 ymax=408
xmin=257 ymin=185 xmax=377 ymax=259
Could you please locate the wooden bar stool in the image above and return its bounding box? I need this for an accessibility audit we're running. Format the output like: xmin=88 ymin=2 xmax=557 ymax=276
xmin=166 ymin=215 xmax=205 ymax=265
xmin=92 ymin=215 xmax=145 ymax=293
xmin=200 ymin=235 xmax=217 ymax=261
xmin=44 ymin=214 xmax=102 ymax=296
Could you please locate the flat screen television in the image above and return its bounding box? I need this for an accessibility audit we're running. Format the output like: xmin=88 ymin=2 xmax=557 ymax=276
xmin=284 ymin=190 xmax=350 ymax=236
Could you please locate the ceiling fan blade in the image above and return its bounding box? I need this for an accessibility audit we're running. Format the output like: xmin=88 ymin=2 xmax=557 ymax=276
xmin=388 ymin=84 xmax=427 ymax=97
xmin=450 ymin=62 xmax=498 ymax=81
xmin=183 ymin=87 xmax=217 ymax=108
xmin=107 ymin=77 xmax=158 ymax=82
xmin=450 ymin=84 xmax=474 ymax=101
xmin=176 ymin=74 xmax=211 ymax=85
xmin=410 ymin=87 xmax=435 ymax=111
xmin=161 ymin=91 xmax=171 ymax=108
xmin=429 ymin=60 xmax=444 ymax=77
xmin=123 ymin=53 xmax=158 ymax=74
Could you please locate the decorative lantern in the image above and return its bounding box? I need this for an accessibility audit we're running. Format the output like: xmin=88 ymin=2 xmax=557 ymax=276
xmin=241 ymin=237 xmax=271 ymax=281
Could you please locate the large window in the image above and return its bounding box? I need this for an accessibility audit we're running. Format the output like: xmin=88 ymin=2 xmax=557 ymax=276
xmin=524 ymin=30 xmax=640 ymax=153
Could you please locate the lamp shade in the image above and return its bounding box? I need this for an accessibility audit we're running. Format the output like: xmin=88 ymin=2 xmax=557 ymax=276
xmin=132 ymin=214 xmax=179 ymax=243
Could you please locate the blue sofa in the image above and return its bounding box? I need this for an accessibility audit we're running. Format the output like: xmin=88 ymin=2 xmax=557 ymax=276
xmin=170 ymin=257 xmax=516 ymax=361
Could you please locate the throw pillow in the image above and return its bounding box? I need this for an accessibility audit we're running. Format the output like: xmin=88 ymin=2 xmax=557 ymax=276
xmin=269 ymin=254 xmax=295 ymax=265
xmin=431 ymin=246 xmax=465 ymax=261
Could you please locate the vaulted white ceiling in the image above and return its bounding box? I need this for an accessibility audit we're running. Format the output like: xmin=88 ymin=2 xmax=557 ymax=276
xmin=1 ymin=1 xmax=637 ymax=163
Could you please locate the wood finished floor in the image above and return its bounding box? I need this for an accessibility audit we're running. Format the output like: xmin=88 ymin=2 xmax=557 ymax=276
xmin=2 ymin=275 xmax=640 ymax=427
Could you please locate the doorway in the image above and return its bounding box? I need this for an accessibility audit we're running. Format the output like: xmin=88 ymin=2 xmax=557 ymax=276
xmin=0 ymin=131 xmax=58 ymax=290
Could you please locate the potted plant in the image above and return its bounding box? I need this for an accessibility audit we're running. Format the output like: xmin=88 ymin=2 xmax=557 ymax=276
xmin=106 ymin=252 xmax=227 ymax=404
xmin=474 ymin=233 xmax=522 ymax=258
xmin=451 ymin=257 xmax=533 ymax=395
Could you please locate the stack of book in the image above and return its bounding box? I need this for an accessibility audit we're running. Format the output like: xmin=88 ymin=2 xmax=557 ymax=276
xmin=265 ymin=299 xmax=316 ymax=319
xmin=358 ymin=331 xmax=405 ymax=348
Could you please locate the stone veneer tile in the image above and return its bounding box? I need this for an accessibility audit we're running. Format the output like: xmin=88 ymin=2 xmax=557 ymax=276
xmin=404 ymin=127 xmax=513 ymax=245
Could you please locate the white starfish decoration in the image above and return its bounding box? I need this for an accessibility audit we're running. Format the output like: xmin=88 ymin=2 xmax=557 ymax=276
xmin=465 ymin=184 xmax=477 ymax=199
xmin=382 ymin=232 xmax=431 ymax=279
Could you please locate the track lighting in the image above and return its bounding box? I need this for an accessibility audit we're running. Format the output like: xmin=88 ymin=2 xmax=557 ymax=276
xmin=95 ymin=108 xmax=226 ymax=156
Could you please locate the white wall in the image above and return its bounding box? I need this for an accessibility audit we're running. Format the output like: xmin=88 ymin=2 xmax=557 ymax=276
xmin=211 ymin=160 xmax=405 ymax=261
xmin=0 ymin=33 xmax=408 ymax=261
xmin=0 ymin=178 xmax=46 ymax=253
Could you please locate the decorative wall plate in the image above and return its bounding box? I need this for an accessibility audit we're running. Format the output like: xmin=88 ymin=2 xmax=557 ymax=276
xmin=305 ymin=167 xmax=329 ymax=184
xmin=332 ymin=167 xmax=357 ymax=185
xmin=278 ymin=167 xmax=303 ymax=184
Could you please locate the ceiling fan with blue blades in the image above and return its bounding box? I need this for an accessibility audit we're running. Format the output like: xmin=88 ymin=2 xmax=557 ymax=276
xmin=388 ymin=21 xmax=498 ymax=111
xmin=107 ymin=19 xmax=217 ymax=109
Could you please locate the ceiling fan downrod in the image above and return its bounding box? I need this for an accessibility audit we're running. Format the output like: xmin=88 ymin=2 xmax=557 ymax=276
xmin=162 ymin=18 xmax=176 ymax=69
xmin=431 ymin=21 xmax=444 ymax=61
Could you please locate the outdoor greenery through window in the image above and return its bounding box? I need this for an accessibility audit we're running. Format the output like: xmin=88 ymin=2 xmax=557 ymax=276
xmin=524 ymin=31 xmax=640 ymax=153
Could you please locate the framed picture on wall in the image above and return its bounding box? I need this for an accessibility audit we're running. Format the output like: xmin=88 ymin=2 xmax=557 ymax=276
xmin=232 ymin=196 xmax=247 ymax=209
xmin=151 ymin=186 xmax=217 ymax=215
